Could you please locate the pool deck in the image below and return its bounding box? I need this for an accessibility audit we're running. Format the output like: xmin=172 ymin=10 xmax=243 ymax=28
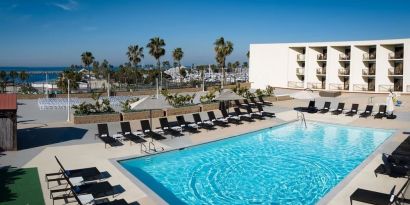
xmin=1 ymin=93 xmax=410 ymax=205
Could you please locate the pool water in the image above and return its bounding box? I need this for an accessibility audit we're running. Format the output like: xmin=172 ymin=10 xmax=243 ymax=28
xmin=119 ymin=122 xmax=393 ymax=205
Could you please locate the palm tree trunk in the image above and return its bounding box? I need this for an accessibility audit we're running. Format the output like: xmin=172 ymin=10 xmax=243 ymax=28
xmin=158 ymin=59 xmax=162 ymax=89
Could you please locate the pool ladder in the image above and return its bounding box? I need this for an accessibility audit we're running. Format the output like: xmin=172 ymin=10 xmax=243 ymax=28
xmin=297 ymin=111 xmax=307 ymax=128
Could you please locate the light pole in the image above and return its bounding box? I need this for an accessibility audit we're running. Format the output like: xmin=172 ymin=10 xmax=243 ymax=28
xmin=67 ymin=79 xmax=70 ymax=122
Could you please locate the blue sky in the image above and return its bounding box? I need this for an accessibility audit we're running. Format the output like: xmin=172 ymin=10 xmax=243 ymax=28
xmin=0 ymin=0 xmax=409 ymax=67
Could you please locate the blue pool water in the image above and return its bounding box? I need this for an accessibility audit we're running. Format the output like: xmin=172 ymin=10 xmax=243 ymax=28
xmin=119 ymin=122 xmax=393 ymax=205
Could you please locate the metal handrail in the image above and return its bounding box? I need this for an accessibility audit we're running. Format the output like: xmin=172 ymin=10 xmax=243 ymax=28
xmin=297 ymin=111 xmax=307 ymax=128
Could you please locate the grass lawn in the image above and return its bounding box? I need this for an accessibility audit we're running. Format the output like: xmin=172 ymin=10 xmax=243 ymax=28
xmin=0 ymin=167 xmax=45 ymax=205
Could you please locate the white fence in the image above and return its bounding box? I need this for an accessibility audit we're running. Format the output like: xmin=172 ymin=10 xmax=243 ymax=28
xmin=38 ymin=98 xmax=81 ymax=110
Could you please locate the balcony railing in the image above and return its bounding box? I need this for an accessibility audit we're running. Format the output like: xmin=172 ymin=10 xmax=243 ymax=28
xmin=317 ymin=54 xmax=327 ymax=61
xmin=297 ymin=54 xmax=305 ymax=61
xmin=353 ymin=84 xmax=375 ymax=91
xmin=307 ymin=82 xmax=325 ymax=89
xmin=363 ymin=53 xmax=376 ymax=61
xmin=388 ymin=52 xmax=403 ymax=60
xmin=362 ymin=69 xmax=376 ymax=76
xmin=316 ymin=67 xmax=326 ymax=75
xmin=329 ymin=83 xmax=349 ymax=91
xmin=296 ymin=68 xmax=305 ymax=75
xmin=338 ymin=68 xmax=350 ymax=76
xmin=288 ymin=81 xmax=304 ymax=88
xmin=379 ymin=84 xmax=394 ymax=92
xmin=339 ymin=54 xmax=350 ymax=61
xmin=388 ymin=67 xmax=403 ymax=75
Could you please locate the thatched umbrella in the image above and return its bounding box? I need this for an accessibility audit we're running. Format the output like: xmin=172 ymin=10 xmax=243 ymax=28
xmin=214 ymin=89 xmax=245 ymax=112
xmin=130 ymin=95 xmax=172 ymax=130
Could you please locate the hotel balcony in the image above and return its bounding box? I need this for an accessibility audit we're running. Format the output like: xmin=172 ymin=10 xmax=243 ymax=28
xmin=362 ymin=68 xmax=376 ymax=76
xmin=363 ymin=53 xmax=376 ymax=61
xmin=378 ymin=85 xmax=394 ymax=92
xmin=307 ymin=82 xmax=325 ymax=89
xmin=339 ymin=54 xmax=350 ymax=61
xmin=329 ymin=83 xmax=349 ymax=91
xmin=388 ymin=52 xmax=403 ymax=60
xmin=317 ymin=54 xmax=327 ymax=61
xmin=288 ymin=81 xmax=304 ymax=88
xmin=297 ymin=54 xmax=305 ymax=61
xmin=316 ymin=67 xmax=326 ymax=76
xmin=296 ymin=68 xmax=305 ymax=75
xmin=338 ymin=68 xmax=350 ymax=76
xmin=353 ymin=84 xmax=375 ymax=92
xmin=388 ymin=67 xmax=403 ymax=76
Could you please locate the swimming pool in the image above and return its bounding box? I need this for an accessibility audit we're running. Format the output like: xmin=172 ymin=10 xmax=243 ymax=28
xmin=119 ymin=122 xmax=393 ymax=204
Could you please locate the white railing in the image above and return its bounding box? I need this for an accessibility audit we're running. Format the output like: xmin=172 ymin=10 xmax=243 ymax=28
xmin=288 ymin=81 xmax=304 ymax=88
xmin=38 ymin=98 xmax=81 ymax=110
xmin=362 ymin=69 xmax=376 ymax=76
xmin=329 ymin=83 xmax=349 ymax=91
xmin=296 ymin=68 xmax=305 ymax=75
xmin=339 ymin=54 xmax=350 ymax=60
xmin=297 ymin=54 xmax=305 ymax=61
xmin=388 ymin=67 xmax=403 ymax=75
xmin=363 ymin=53 xmax=376 ymax=60
xmin=378 ymin=85 xmax=394 ymax=92
xmin=338 ymin=68 xmax=350 ymax=75
xmin=317 ymin=54 xmax=327 ymax=60
xmin=307 ymin=82 xmax=325 ymax=89
xmin=316 ymin=67 xmax=326 ymax=75
xmin=353 ymin=84 xmax=375 ymax=91
xmin=389 ymin=52 xmax=403 ymax=59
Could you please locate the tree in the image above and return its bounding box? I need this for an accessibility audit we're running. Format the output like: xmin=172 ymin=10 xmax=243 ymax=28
xmin=162 ymin=61 xmax=170 ymax=69
xmin=172 ymin=48 xmax=184 ymax=82
xmin=9 ymin=71 xmax=18 ymax=93
xmin=146 ymin=37 xmax=166 ymax=87
xmin=81 ymin=51 xmax=95 ymax=90
xmin=56 ymin=68 xmax=82 ymax=93
xmin=179 ymin=68 xmax=187 ymax=82
xmin=0 ymin=71 xmax=8 ymax=93
xmin=19 ymin=71 xmax=29 ymax=85
xmin=92 ymin=61 xmax=100 ymax=79
xmin=247 ymin=50 xmax=250 ymax=59
xmin=214 ymin=37 xmax=234 ymax=87
xmin=126 ymin=45 xmax=144 ymax=84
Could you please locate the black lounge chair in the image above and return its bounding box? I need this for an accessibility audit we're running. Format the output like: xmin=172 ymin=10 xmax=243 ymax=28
xmin=45 ymin=156 xmax=102 ymax=189
xmin=176 ymin=115 xmax=199 ymax=133
xmin=374 ymin=153 xmax=410 ymax=178
xmin=140 ymin=120 xmax=166 ymax=141
xmin=207 ymin=111 xmax=229 ymax=127
xmin=331 ymin=103 xmax=345 ymax=115
xmin=73 ymin=190 xmax=134 ymax=205
xmin=243 ymin=99 xmax=256 ymax=108
xmin=350 ymin=178 xmax=409 ymax=205
xmin=295 ymin=100 xmax=317 ymax=113
xmin=250 ymin=97 xmax=263 ymax=106
xmin=256 ymin=104 xmax=275 ymax=117
xmin=220 ymin=109 xmax=241 ymax=124
xmin=345 ymin=104 xmax=359 ymax=116
xmin=258 ymin=96 xmax=273 ymax=106
xmin=374 ymin=105 xmax=387 ymax=119
xmin=120 ymin=122 xmax=147 ymax=151
xmin=319 ymin=102 xmax=331 ymax=114
xmin=97 ymin=124 xmax=121 ymax=148
xmin=359 ymin=105 xmax=373 ymax=118
xmin=159 ymin=117 xmax=183 ymax=137
xmin=192 ymin=113 xmax=215 ymax=129
xmin=245 ymin=106 xmax=264 ymax=120
xmin=234 ymin=107 xmax=254 ymax=122
xmin=234 ymin=100 xmax=247 ymax=108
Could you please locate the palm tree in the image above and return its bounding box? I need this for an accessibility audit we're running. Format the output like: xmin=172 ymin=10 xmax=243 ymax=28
xmin=172 ymin=48 xmax=184 ymax=82
xmin=19 ymin=71 xmax=29 ymax=85
xmin=81 ymin=51 xmax=94 ymax=90
xmin=247 ymin=50 xmax=250 ymax=59
xmin=0 ymin=71 xmax=8 ymax=93
xmin=146 ymin=37 xmax=166 ymax=88
xmin=9 ymin=71 xmax=18 ymax=93
xmin=214 ymin=37 xmax=234 ymax=87
xmin=126 ymin=45 xmax=144 ymax=84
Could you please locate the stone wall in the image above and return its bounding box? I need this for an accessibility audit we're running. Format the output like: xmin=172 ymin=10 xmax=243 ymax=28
xmin=166 ymin=105 xmax=201 ymax=116
xmin=121 ymin=110 xmax=165 ymax=121
xmin=72 ymin=113 xmax=121 ymax=124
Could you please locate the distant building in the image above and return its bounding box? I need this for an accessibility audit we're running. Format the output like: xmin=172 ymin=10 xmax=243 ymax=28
xmin=249 ymin=38 xmax=409 ymax=93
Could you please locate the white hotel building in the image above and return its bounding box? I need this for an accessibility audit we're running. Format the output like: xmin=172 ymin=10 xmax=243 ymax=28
xmin=249 ymin=38 xmax=409 ymax=93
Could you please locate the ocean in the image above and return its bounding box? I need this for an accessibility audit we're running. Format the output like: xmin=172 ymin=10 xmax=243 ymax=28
xmin=0 ymin=67 xmax=66 ymax=83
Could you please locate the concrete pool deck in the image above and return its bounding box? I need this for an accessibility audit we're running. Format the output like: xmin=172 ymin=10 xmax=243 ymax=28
xmin=1 ymin=93 xmax=410 ymax=205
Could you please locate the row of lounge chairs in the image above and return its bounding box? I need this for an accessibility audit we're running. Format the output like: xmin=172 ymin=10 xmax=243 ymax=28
xmin=350 ymin=132 xmax=410 ymax=204
xmin=45 ymin=156 xmax=136 ymax=205
xmin=297 ymin=101 xmax=395 ymax=119
xmin=95 ymin=106 xmax=275 ymax=151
